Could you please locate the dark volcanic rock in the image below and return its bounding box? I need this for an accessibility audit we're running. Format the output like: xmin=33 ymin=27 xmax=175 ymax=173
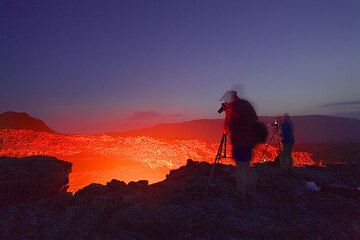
xmin=75 ymin=183 xmax=109 ymax=197
xmin=106 ymin=179 xmax=127 ymax=192
xmin=128 ymin=180 xmax=149 ymax=190
xmin=0 ymin=156 xmax=72 ymax=208
xmin=1 ymin=159 xmax=360 ymax=239
xmin=0 ymin=111 xmax=55 ymax=133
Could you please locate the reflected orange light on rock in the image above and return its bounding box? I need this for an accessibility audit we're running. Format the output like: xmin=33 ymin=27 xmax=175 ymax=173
xmin=0 ymin=129 xmax=317 ymax=192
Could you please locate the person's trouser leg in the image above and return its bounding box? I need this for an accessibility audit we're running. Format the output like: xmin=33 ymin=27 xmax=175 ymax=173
xmin=236 ymin=161 xmax=250 ymax=196
xmin=280 ymin=144 xmax=293 ymax=170
xmin=287 ymin=144 xmax=294 ymax=167
xmin=248 ymin=166 xmax=257 ymax=192
xmin=279 ymin=146 xmax=287 ymax=170
xmin=232 ymin=145 xmax=254 ymax=207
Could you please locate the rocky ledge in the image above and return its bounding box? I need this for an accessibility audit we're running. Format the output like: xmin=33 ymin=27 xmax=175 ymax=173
xmin=0 ymin=157 xmax=359 ymax=239
xmin=0 ymin=156 xmax=72 ymax=209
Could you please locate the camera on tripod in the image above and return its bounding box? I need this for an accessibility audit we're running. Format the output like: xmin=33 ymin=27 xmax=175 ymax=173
xmin=271 ymin=120 xmax=280 ymax=131
xmin=218 ymin=103 xmax=226 ymax=113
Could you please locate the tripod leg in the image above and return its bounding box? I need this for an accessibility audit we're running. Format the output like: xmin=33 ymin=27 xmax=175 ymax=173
xmin=259 ymin=131 xmax=276 ymax=162
xmin=202 ymin=134 xmax=226 ymax=201
xmin=223 ymin=135 xmax=227 ymax=158
xmin=211 ymin=134 xmax=227 ymax=184
xmin=208 ymin=134 xmax=225 ymax=184
xmin=277 ymin=133 xmax=283 ymax=167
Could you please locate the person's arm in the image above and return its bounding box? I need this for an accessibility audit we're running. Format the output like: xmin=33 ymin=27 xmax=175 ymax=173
xmin=223 ymin=104 xmax=230 ymax=135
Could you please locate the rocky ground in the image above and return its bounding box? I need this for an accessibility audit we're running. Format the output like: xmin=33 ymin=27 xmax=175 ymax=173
xmin=0 ymin=156 xmax=359 ymax=239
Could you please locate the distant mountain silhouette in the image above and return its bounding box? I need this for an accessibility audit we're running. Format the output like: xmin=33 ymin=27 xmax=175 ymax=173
xmin=110 ymin=119 xmax=224 ymax=142
xmin=2 ymin=111 xmax=359 ymax=143
xmin=111 ymin=115 xmax=360 ymax=143
xmin=333 ymin=111 xmax=360 ymax=120
xmin=0 ymin=111 xmax=55 ymax=133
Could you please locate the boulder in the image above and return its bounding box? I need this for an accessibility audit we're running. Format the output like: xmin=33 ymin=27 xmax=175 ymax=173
xmin=106 ymin=179 xmax=127 ymax=192
xmin=0 ymin=156 xmax=72 ymax=208
xmin=73 ymin=183 xmax=109 ymax=203
xmin=128 ymin=180 xmax=149 ymax=191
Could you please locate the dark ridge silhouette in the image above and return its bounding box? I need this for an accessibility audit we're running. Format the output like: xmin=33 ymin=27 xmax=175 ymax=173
xmin=110 ymin=115 xmax=360 ymax=144
xmin=0 ymin=111 xmax=55 ymax=133
xmin=333 ymin=110 xmax=360 ymax=120
xmin=261 ymin=115 xmax=360 ymax=144
xmin=0 ymin=157 xmax=359 ymax=239
xmin=295 ymin=143 xmax=360 ymax=164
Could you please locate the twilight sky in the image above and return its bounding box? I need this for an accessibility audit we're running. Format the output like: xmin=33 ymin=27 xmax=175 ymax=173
xmin=1 ymin=0 xmax=360 ymax=133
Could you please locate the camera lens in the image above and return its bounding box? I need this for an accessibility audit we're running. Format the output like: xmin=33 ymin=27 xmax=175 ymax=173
xmin=218 ymin=103 xmax=226 ymax=113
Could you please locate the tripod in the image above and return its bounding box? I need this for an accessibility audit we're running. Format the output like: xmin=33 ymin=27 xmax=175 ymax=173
xmin=202 ymin=133 xmax=228 ymax=201
xmin=259 ymin=127 xmax=282 ymax=163
xmin=256 ymin=128 xmax=290 ymax=192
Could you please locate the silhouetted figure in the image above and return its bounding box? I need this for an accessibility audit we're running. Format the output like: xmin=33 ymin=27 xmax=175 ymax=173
xmin=221 ymin=90 xmax=258 ymax=207
xmin=279 ymin=113 xmax=295 ymax=170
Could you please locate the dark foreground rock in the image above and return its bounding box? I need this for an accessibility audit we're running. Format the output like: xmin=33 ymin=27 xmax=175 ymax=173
xmin=0 ymin=156 xmax=72 ymax=208
xmin=1 ymin=158 xmax=359 ymax=240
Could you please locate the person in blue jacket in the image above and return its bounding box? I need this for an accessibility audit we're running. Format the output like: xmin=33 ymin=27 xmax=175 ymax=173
xmin=279 ymin=113 xmax=295 ymax=170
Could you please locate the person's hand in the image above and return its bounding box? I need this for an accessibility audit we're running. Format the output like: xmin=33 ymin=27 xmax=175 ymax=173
xmin=223 ymin=127 xmax=229 ymax=135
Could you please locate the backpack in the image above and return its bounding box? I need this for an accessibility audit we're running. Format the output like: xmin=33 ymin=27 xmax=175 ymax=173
xmin=254 ymin=121 xmax=268 ymax=144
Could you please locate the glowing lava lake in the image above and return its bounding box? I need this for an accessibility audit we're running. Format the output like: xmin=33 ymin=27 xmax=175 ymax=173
xmin=0 ymin=130 xmax=316 ymax=192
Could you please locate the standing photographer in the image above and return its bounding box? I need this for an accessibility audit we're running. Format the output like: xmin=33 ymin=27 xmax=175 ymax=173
xmin=221 ymin=90 xmax=258 ymax=207
xmin=279 ymin=113 xmax=295 ymax=170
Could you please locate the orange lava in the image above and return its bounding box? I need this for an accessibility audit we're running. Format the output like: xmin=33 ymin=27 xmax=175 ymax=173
xmin=0 ymin=130 xmax=316 ymax=192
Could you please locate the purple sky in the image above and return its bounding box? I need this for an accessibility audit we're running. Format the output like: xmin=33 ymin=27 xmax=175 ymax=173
xmin=1 ymin=0 xmax=360 ymax=133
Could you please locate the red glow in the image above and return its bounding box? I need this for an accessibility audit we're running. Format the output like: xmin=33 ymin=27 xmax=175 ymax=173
xmin=0 ymin=129 xmax=317 ymax=192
